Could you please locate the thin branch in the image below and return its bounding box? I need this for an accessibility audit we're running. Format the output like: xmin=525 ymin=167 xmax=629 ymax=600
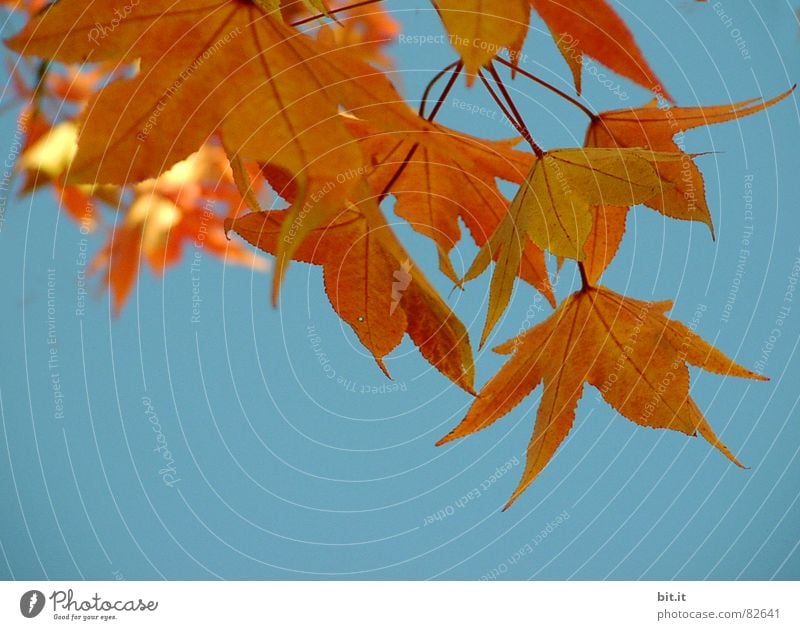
xmin=495 ymin=56 xmax=596 ymax=120
xmin=479 ymin=69 xmax=543 ymax=157
xmin=487 ymin=64 xmax=533 ymax=135
xmin=418 ymin=61 xmax=459 ymax=118
xmin=377 ymin=62 xmax=461 ymax=201
xmin=478 ymin=72 xmax=521 ymax=130
xmin=426 ymin=61 xmax=463 ymax=121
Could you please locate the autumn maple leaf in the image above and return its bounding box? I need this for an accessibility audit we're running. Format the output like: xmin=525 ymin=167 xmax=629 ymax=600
xmin=581 ymin=88 xmax=795 ymax=282
xmin=312 ymin=0 xmax=400 ymax=68
xmin=8 ymin=61 xmax=119 ymax=229
xmin=433 ymin=0 xmax=669 ymax=97
xmin=465 ymin=147 xmax=682 ymax=344
xmin=530 ymin=0 xmax=671 ymax=99
xmin=4 ymin=0 xmax=422 ymax=297
xmin=2 ymin=0 xmax=783 ymax=516
xmin=347 ymin=115 xmax=554 ymax=305
xmin=6 ymin=0 xmax=359 ymax=187
xmin=16 ymin=116 xmax=106 ymax=229
xmin=227 ymin=196 xmax=476 ymax=392
xmin=92 ymin=146 xmax=267 ymax=312
xmin=438 ymin=285 xmax=766 ymax=508
xmin=432 ymin=0 xmax=530 ymax=82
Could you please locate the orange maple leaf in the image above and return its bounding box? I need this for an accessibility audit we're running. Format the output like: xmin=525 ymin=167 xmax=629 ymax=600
xmin=5 ymin=0 xmax=422 ymax=298
xmin=433 ymin=0 xmax=530 ymax=82
xmin=313 ymin=0 xmax=400 ymax=68
xmin=466 ymin=147 xmax=682 ymax=344
xmin=347 ymin=115 xmax=554 ymax=304
xmin=530 ymin=0 xmax=670 ymax=99
xmin=439 ymin=285 xmax=766 ymax=508
xmin=432 ymin=0 xmax=669 ymax=97
xmin=91 ymin=146 xmax=267 ymax=312
xmin=5 ymin=1 xmax=360 ymax=185
xmin=227 ymin=196 xmax=476 ymax=392
xmin=582 ymin=88 xmax=795 ymax=282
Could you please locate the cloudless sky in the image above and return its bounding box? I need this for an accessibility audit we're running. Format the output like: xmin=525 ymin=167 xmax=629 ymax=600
xmin=0 ymin=0 xmax=799 ymax=580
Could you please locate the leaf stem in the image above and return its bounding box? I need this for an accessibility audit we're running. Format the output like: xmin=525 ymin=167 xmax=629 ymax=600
xmin=29 ymin=60 xmax=49 ymax=113
xmin=378 ymin=143 xmax=417 ymax=201
xmin=479 ymin=69 xmax=543 ymax=157
xmin=367 ymin=61 xmax=464 ymax=203
xmin=418 ymin=61 xmax=460 ymax=118
xmin=227 ymin=149 xmax=265 ymax=214
xmin=377 ymin=62 xmax=461 ymax=201
xmin=578 ymin=262 xmax=591 ymax=291
xmin=426 ymin=61 xmax=462 ymax=121
xmin=289 ymin=0 xmax=385 ymax=27
xmin=486 ymin=63 xmax=542 ymax=152
xmin=495 ymin=56 xmax=596 ymax=120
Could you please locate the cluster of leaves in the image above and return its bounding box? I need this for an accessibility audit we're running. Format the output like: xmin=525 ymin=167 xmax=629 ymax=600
xmin=4 ymin=0 xmax=792 ymax=507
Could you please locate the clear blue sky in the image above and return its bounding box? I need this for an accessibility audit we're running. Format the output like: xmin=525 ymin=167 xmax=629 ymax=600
xmin=0 ymin=0 xmax=799 ymax=580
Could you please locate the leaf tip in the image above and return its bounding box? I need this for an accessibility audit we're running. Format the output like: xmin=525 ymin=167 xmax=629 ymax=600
xmin=223 ymin=217 xmax=235 ymax=238
xmin=543 ymin=287 xmax=557 ymax=309
xmin=464 ymin=70 xmax=477 ymax=88
xmin=463 ymin=382 xmax=478 ymax=397
xmin=375 ymin=357 xmax=392 ymax=380
xmin=3 ymin=32 xmax=28 ymax=55
xmin=478 ymin=316 xmax=497 ymax=350
xmin=501 ymin=490 xmax=522 ymax=512
xmin=435 ymin=433 xmax=455 ymax=447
